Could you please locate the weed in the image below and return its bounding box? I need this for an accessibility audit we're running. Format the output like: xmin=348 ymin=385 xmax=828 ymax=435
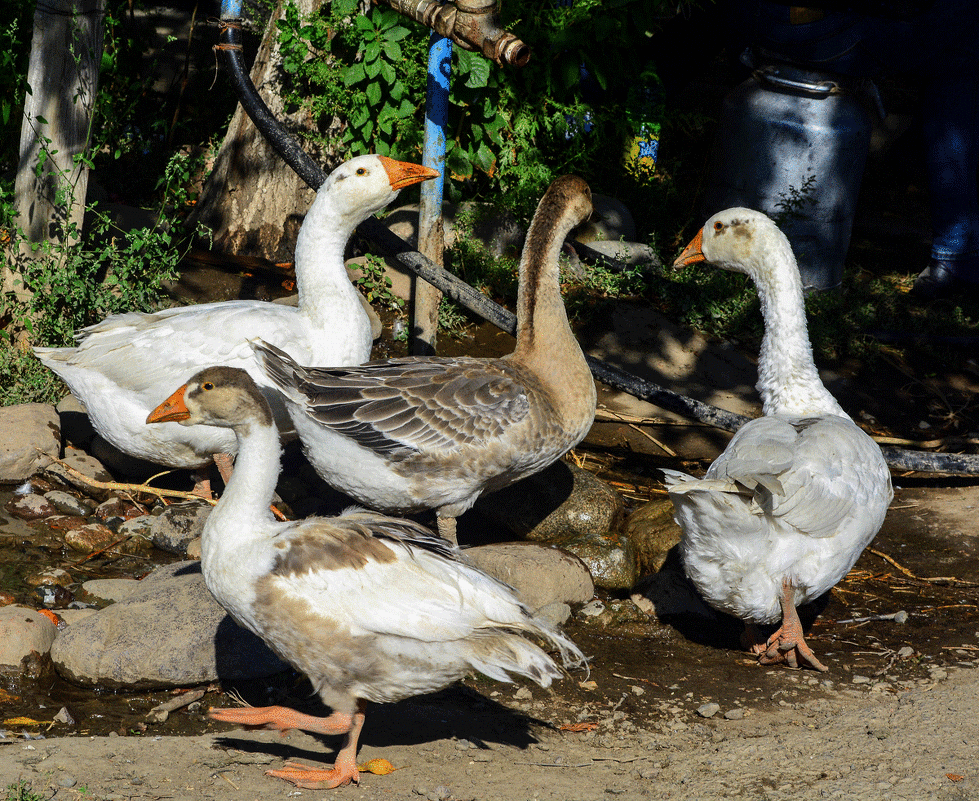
xmin=5 ymin=781 xmax=45 ymax=801
xmin=354 ymin=254 xmax=404 ymax=312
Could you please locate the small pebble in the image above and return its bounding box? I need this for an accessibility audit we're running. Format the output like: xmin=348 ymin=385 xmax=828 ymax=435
xmin=852 ymin=675 xmax=871 ymax=685
xmin=58 ymin=775 xmax=77 ymax=788
xmin=514 ymin=687 xmax=533 ymax=700
xmin=723 ymin=708 xmax=745 ymax=721
xmin=696 ymin=703 xmax=720 ymax=719
xmin=893 ymin=610 xmax=909 ymax=624
xmin=579 ymin=599 xmax=605 ymax=617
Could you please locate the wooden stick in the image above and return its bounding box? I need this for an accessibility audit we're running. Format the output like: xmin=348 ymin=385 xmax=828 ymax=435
xmin=43 ymin=451 xmax=217 ymax=506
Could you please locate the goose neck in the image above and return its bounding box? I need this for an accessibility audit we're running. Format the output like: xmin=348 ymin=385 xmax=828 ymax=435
xmin=752 ymin=256 xmax=845 ymax=418
xmin=201 ymin=420 xmax=281 ymax=561
xmin=293 ymin=190 xmax=363 ymax=323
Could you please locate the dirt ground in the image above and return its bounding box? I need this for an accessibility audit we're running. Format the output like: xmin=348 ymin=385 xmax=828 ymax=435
xmin=3 ymin=476 xmax=978 ymax=801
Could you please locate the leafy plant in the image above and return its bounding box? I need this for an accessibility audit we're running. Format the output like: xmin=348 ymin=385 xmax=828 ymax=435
xmin=353 ymin=254 xmax=404 ymax=311
xmin=4 ymin=781 xmax=45 ymax=801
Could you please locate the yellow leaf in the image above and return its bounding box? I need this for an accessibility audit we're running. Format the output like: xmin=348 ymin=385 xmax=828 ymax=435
xmin=4 ymin=717 xmax=42 ymax=726
xmin=357 ymin=758 xmax=399 ymax=775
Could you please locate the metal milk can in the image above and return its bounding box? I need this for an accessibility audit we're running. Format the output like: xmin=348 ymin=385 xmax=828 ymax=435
xmin=703 ymin=60 xmax=873 ymax=291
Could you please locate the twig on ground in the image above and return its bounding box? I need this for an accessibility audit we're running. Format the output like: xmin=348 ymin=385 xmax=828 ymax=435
xmin=146 ymin=688 xmax=207 ymax=723
xmin=42 ymin=451 xmax=217 ymax=506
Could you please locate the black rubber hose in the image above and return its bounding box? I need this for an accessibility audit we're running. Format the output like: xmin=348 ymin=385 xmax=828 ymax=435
xmin=214 ymin=17 xmax=979 ymax=476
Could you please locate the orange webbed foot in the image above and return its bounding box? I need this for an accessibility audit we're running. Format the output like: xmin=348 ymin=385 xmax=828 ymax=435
xmin=267 ymin=760 xmax=359 ymax=789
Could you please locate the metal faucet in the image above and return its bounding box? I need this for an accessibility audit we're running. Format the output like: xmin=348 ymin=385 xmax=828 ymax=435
xmin=380 ymin=0 xmax=531 ymax=67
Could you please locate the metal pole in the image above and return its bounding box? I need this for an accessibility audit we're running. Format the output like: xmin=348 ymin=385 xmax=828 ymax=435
xmin=411 ymin=27 xmax=451 ymax=356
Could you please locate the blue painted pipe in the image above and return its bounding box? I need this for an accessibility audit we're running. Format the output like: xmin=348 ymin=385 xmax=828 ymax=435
xmin=419 ymin=30 xmax=450 ymax=231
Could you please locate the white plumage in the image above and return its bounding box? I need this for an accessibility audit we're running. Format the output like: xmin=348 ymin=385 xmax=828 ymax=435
xmin=34 ymin=155 xmax=436 ymax=475
xmin=146 ymin=366 xmax=584 ymax=790
xmin=663 ymin=208 xmax=893 ymax=671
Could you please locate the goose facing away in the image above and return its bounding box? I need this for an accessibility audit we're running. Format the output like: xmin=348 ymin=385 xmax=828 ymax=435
xmin=256 ymin=174 xmax=598 ymax=543
xmin=34 ymin=155 xmax=438 ymax=485
xmin=146 ymin=366 xmax=585 ymax=790
xmin=662 ymin=208 xmax=893 ymax=671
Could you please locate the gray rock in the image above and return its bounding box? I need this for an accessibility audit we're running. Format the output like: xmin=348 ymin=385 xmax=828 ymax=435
xmin=0 ymin=606 xmax=58 ymax=669
xmin=623 ymin=499 xmax=683 ymax=575
xmin=51 ymin=561 xmax=287 ymax=689
xmin=5 ymin=492 xmax=57 ymax=520
xmin=24 ymin=567 xmax=73 ymax=589
xmin=475 ymin=461 xmax=624 ymax=543
xmin=77 ymin=578 xmax=142 ymax=605
xmin=553 ymin=529 xmax=639 ymax=591
xmin=464 ymin=542 xmax=594 ymax=613
xmin=64 ymin=522 xmax=118 ymax=553
xmin=0 ymin=403 xmax=60 ymax=483
xmin=44 ymin=490 xmax=95 ymax=517
xmin=150 ymin=502 xmax=211 ymax=555
xmin=573 ymin=194 xmax=636 ymax=244
xmin=534 ymin=602 xmax=572 ymax=626
xmin=117 ymin=514 xmax=154 ymax=542
xmin=579 ymin=599 xmax=606 ymax=617
xmin=44 ymin=447 xmax=113 ymax=500
xmin=697 ymin=703 xmax=720 ymax=719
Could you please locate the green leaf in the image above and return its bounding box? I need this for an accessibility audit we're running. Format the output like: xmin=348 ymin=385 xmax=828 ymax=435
xmin=474 ymin=141 xmax=496 ymax=175
xmin=354 ymin=14 xmax=375 ymax=34
xmin=386 ymin=25 xmax=411 ymax=42
xmin=365 ymin=56 xmax=382 ymax=79
xmin=382 ymin=40 xmax=402 ymax=62
xmin=343 ymin=62 xmax=366 ymax=86
xmin=464 ymin=57 xmax=491 ymax=89
xmin=379 ymin=60 xmax=396 ymax=84
xmin=366 ymin=80 xmax=381 ymax=106
xmin=365 ymin=42 xmax=381 ymax=63
xmin=349 ymin=104 xmax=371 ymax=127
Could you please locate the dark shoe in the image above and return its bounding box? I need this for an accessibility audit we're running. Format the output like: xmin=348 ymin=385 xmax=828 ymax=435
xmin=911 ymin=257 xmax=979 ymax=301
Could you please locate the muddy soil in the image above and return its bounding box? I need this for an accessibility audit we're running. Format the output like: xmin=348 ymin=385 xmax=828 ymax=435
xmin=3 ymin=470 xmax=978 ymax=801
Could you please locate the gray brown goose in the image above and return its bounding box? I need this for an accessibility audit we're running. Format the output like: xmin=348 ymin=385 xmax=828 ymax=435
xmin=146 ymin=366 xmax=585 ymax=790
xmin=256 ymin=174 xmax=598 ymax=542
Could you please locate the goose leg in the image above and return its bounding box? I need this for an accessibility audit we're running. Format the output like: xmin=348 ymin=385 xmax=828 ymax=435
xmin=208 ymin=704 xmax=353 ymax=736
xmin=267 ymin=706 xmax=366 ymax=789
xmin=757 ymin=579 xmax=829 ymax=672
xmin=213 ymin=452 xmax=235 ymax=485
xmin=209 ymin=703 xmax=365 ymax=789
xmin=436 ymin=515 xmax=458 ymax=544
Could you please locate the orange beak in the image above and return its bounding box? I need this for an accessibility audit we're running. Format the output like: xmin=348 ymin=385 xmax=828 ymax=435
xmin=673 ymin=227 xmax=706 ymax=268
xmin=146 ymin=385 xmax=191 ymax=424
xmin=378 ymin=156 xmax=440 ymax=191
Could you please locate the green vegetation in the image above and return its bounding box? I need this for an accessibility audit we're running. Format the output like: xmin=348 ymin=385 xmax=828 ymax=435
xmin=1 ymin=0 xmax=976 ymax=415
xmin=5 ymin=781 xmax=45 ymax=801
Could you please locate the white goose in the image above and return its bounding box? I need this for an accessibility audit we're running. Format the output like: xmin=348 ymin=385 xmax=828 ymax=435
xmin=146 ymin=366 xmax=585 ymax=790
xmin=255 ymin=174 xmax=598 ymax=543
xmin=662 ymin=208 xmax=893 ymax=671
xmin=35 ymin=155 xmax=437 ymax=487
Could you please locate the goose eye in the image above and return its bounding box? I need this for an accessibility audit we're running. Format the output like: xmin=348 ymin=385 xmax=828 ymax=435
xmin=356 ymin=167 xmax=367 ymax=176
xmin=202 ymin=382 xmax=215 ymax=391
xmin=714 ymin=221 xmax=723 ymax=232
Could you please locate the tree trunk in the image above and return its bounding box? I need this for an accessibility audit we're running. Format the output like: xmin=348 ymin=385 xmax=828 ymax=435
xmin=7 ymin=0 xmax=106 ymax=302
xmin=191 ymin=0 xmax=341 ymax=263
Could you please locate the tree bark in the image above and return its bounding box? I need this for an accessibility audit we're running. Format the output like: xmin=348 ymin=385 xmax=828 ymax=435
xmin=191 ymin=0 xmax=340 ymax=263
xmin=8 ymin=0 xmax=106 ymax=301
